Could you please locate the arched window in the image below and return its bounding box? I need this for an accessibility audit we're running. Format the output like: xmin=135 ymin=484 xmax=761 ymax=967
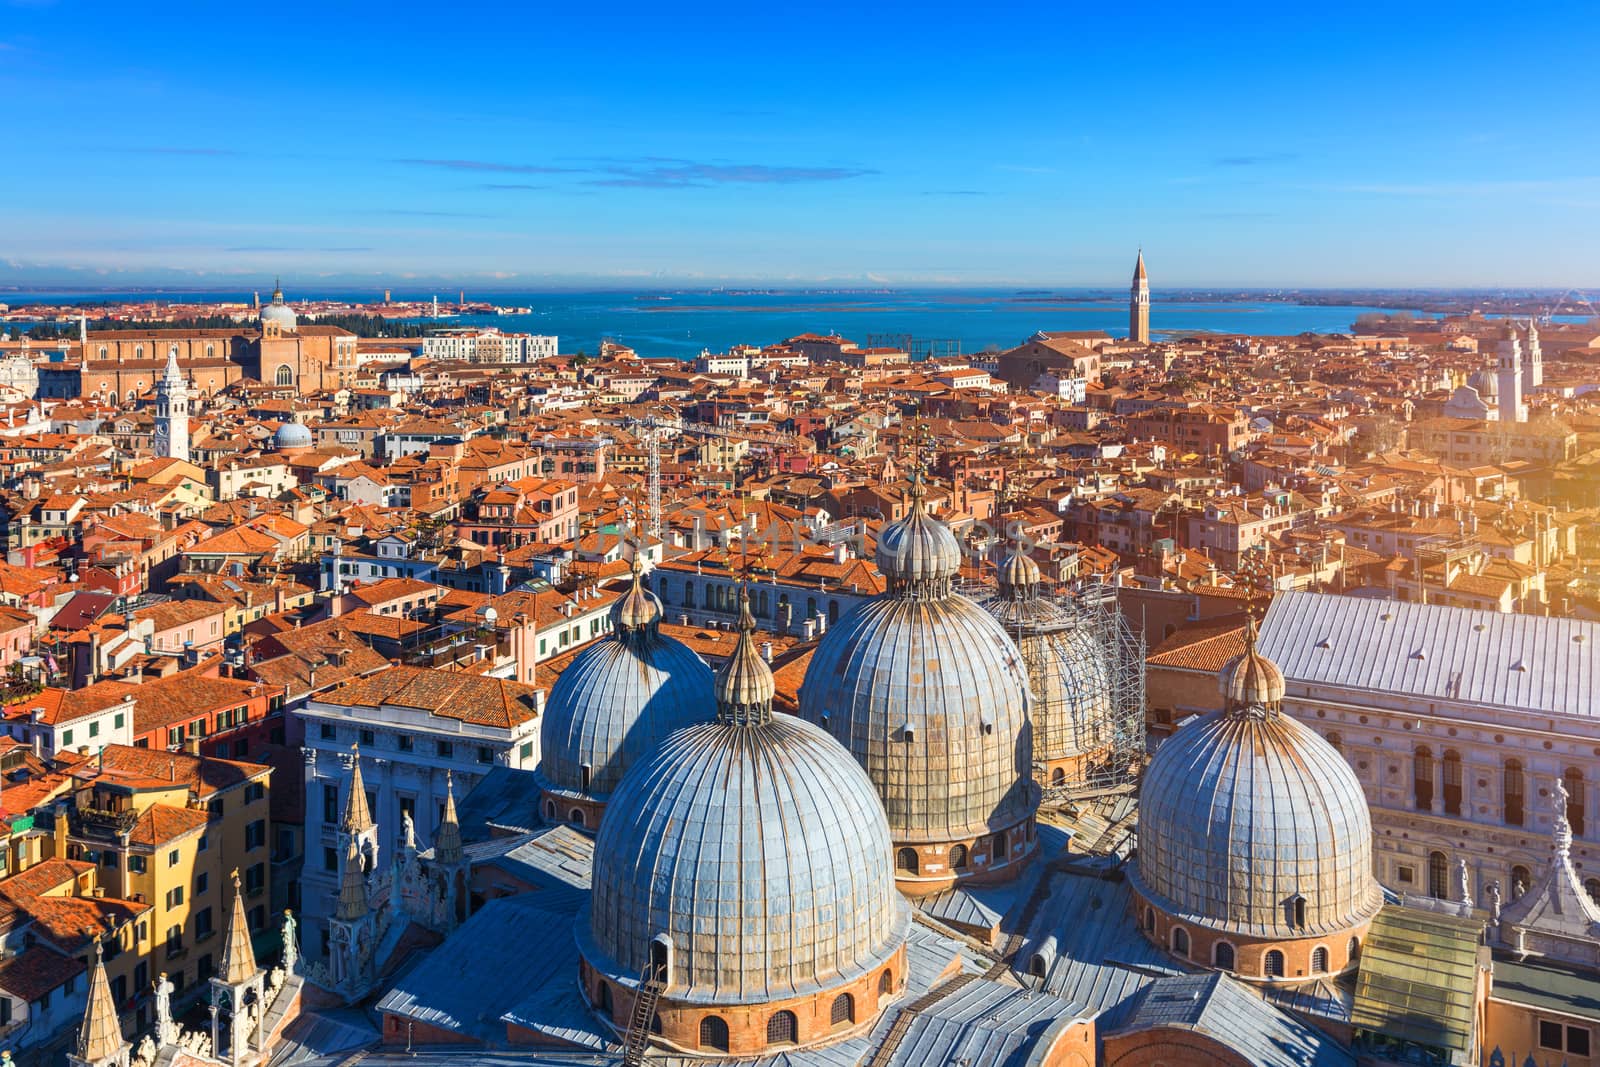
xmin=1413 ymin=746 xmax=1433 ymax=810
xmin=596 ymin=981 xmax=612 ymax=1017
xmin=828 ymin=600 xmax=840 ymax=624
xmin=1264 ymin=950 xmax=1285 ymax=978
xmin=895 ymin=848 xmax=918 ymax=874
xmin=1144 ymin=907 xmax=1155 ymax=933
xmin=683 ymin=580 xmax=694 ymax=608
xmin=992 ymin=831 xmax=1009 ymax=862
xmin=1029 ymin=953 xmax=1048 ymax=978
xmin=699 ymin=1015 xmax=729 ymax=1052
xmin=544 ymin=799 xmax=556 ymax=819
xmin=1214 ymin=942 xmax=1235 ymax=970
xmin=275 ymin=365 xmax=294 ymax=387
xmin=1511 ymin=865 xmax=1531 ymax=896
xmin=1504 ymin=759 xmax=1525 ymax=826
xmin=205 ymin=343 xmax=215 ymax=358
xmin=1311 ymin=946 xmax=1329 ymax=973
xmin=649 ymin=938 xmax=670 ymax=986
xmin=829 ymin=993 xmax=854 ymax=1029
xmin=1442 ymin=750 xmax=1463 ymax=816
xmin=1566 ymin=767 xmax=1585 ymax=836
xmin=1428 ymin=851 xmax=1448 ymax=899
xmin=1290 ymin=894 xmax=1307 ymax=928
xmin=1348 ymin=936 xmax=1361 ymax=961
xmin=879 ymin=969 xmax=893 ymax=996
xmin=766 ymin=1010 xmax=797 ymax=1046
xmin=948 ymin=843 xmax=968 ymax=870
xmin=98 ymin=345 xmax=107 ymax=359
xmin=1051 ymin=768 xmax=1066 ymax=787
xmin=568 ymin=808 xmax=585 ymax=827
xmin=134 ymin=344 xmax=144 ymax=359
xmin=1171 ymin=927 xmax=1189 ymax=957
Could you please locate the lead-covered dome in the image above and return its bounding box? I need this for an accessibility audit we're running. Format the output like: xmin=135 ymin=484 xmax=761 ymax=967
xmin=537 ymin=561 xmax=713 ymax=810
xmin=260 ymin=279 xmax=298 ymax=331
xmin=981 ymin=548 xmax=1115 ymax=783
xmin=274 ymin=419 xmax=313 ymax=452
xmin=582 ymin=588 xmax=907 ymax=1015
xmin=799 ymin=481 xmax=1036 ymax=857
xmin=1134 ymin=626 xmax=1381 ymax=940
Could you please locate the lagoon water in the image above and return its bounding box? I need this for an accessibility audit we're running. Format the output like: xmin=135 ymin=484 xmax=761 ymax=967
xmin=9 ymin=287 xmax=1572 ymax=360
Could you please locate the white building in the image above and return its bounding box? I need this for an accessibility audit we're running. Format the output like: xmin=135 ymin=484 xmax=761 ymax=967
xmin=296 ymin=665 xmax=543 ymax=959
xmin=421 ymin=329 xmax=557 ymax=364
xmin=1259 ymin=591 xmax=1600 ymax=910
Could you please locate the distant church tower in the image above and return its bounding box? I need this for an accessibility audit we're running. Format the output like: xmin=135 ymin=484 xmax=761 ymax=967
xmin=1523 ymin=318 xmax=1543 ymax=392
xmin=153 ymin=346 xmax=190 ymax=461
xmin=1496 ymin=318 xmax=1526 ymax=423
xmin=1130 ymin=250 xmax=1150 ymax=344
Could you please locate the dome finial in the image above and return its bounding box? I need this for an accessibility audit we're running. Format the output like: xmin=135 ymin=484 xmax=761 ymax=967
xmin=1221 ymin=574 xmax=1284 ymax=713
xmin=715 ymin=581 xmax=774 ymax=725
xmin=614 ymin=537 xmax=661 ymax=633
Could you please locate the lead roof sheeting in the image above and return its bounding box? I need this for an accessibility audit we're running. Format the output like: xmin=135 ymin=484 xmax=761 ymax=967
xmin=884 ymin=979 xmax=1086 ymax=1067
xmin=1112 ymin=973 xmax=1354 ymax=1067
xmin=1020 ymin=870 xmax=1176 ymax=1018
xmin=455 ymin=765 xmax=548 ymax=840
xmin=377 ymin=895 xmax=597 ymax=1046
xmin=1259 ymin=590 xmax=1599 ymax=717
xmin=1349 ymin=904 xmax=1480 ymax=1052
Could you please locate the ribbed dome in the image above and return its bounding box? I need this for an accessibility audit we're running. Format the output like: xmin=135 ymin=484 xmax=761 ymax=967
xmin=715 ymin=587 xmax=774 ymax=720
xmin=535 ymin=579 xmax=713 ymax=803
xmin=982 ymin=592 xmax=1114 ymax=769
xmin=584 ymin=596 xmax=907 ymax=1005
xmin=997 ymin=547 xmax=1041 ymax=595
xmin=612 ymin=555 xmax=661 ymax=632
xmin=799 ymin=546 xmax=1035 ymax=845
xmin=1135 ymin=663 xmax=1381 ymax=939
xmin=1468 ymin=367 xmax=1498 ymax=399
xmin=875 ymin=479 xmax=962 ymax=598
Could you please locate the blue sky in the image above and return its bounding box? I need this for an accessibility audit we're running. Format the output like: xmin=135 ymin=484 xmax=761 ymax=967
xmin=2 ymin=1 xmax=1597 ymax=288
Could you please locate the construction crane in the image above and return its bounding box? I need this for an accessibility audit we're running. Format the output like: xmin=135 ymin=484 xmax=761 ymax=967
xmin=627 ymin=415 xmax=803 ymax=542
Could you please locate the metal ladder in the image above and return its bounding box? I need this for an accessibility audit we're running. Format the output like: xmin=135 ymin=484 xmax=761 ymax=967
xmin=621 ymin=963 xmax=664 ymax=1067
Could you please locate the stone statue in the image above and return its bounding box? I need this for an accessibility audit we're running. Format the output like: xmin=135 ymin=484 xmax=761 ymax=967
xmin=1489 ymin=880 xmax=1502 ymax=924
xmin=133 ymin=1035 xmax=156 ymax=1067
xmin=1455 ymin=858 xmax=1471 ymax=906
xmin=402 ymin=810 xmax=416 ymax=852
xmin=1513 ymin=876 xmax=1526 ymax=900
xmin=281 ymin=910 xmax=298 ymax=971
xmin=154 ymin=971 xmax=176 ymax=1046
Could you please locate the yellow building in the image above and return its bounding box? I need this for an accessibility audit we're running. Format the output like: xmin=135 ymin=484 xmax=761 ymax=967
xmin=60 ymin=745 xmax=271 ymax=1024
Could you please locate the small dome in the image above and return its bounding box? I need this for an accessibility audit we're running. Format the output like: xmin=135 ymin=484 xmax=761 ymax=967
xmin=583 ymin=593 xmax=906 ymax=1008
xmin=537 ymin=583 xmax=713 ymax=804
xmin=714 ymin=588 xmax=774 ymax=718
xmin=1219 ymin=624 xmax=1286 ymax=708
xmin=261 ymin=280 xmax=298 ymax=331
xmin=274 ymin=420 xmax=314 ymax=451
xmin=612 ymin=555 xmax=661 ymax=632
xmin=998 ymin=547 xmax=1041 ymax=595
xmin=1468 ymin=368 xmax=1498 ymax=399
xmin=875 ymin=479 xmax=962 ymax=596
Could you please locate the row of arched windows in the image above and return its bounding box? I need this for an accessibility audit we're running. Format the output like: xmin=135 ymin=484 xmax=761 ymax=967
xmin=1150 ymin=907 xmax=1355 ymax=977
xmin=1399 ymin=748 xmax=1585 ymax=835
xmin=685 ymin=973 xmax=889 ymax=1051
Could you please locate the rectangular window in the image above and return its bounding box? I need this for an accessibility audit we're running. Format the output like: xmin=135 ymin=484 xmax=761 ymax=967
xmin=360 ymin=728 xmax=375 ymax=746
xmin=115 ymin=712 xmax=125 ymax=729
xmin=129 ymin=855 xmax=146 ymax=874
xmin=1541 ymin=1021 xmax=1564 ymax=1051
xmin=397 ymin=735 xmax=413 ymax=752
xmin=168 ymin=849 xmax=180 ymax=868
xmin=195 ymin=907 xmax=214 ymax=939
xmin=319 ymin=723 xmax=335 ymax=740
xmin=323 ymin=847 xmax=338 ymax=872
xmin=437 ymin=740 xmax=453 ymax=759
xmin=245 ymin=820 xmax=265 ymax=850
xmin=1569 ymin=1027 xmax=1592 ymax=1057
xmin=477 ymin=746 xmax=493 ymax=764
xmin=246 ymin=863 xmax=264 ymax=895
xmin=197 ymin=872 xmax=208 ymax=896
xmin=245 ymin=782 xmax=265 ymax=804
xmin=322 ymin=784 xmax=339 ymax=824
xmin=166 ymin=886 xmax=184 ymax=908
xmin=197 ymin=834 xmax=209 ymax=853
xmin=1397 ymin=865 xmax=1415 ymax=885
xmin=520 ymin=741 xmax=533 ymax=760
xmin=166 ymin=925 xmax=183 ymax=953
xmin=89 ymin=720 xmax=100 ymax=738
xmin=62 ymin=729 xmax=73 ymax=746
xmin=169 ymin=727 xmax=184 ymax=748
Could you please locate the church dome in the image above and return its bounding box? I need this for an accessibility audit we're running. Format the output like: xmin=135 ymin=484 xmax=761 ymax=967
xmin=799 ymin=483 xmax=1036 ymax=860
xmin=537 ymin=563 xmax=713 ymax=808
xmin=583 ymin=588 xmax=907 ymax=1016
xmin=1468 ymin=367 xmax=1498 ymax=399
xmin=1218 ymin=630 xmax=1285 ymax=708
xmin=274 ymin=420 xmax=314 ymax=451
xmin=1134 ymin=628 xmax=1381 ymax=942
xmin=260 ymin=280 xmax=298 ymax=331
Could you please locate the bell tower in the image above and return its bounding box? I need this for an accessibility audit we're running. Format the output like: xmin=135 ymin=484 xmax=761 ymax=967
xmin=153 ymin=346 xmax=190 ymax=462
xmin=1130 ymin=250 xmax=1150 ymax=344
